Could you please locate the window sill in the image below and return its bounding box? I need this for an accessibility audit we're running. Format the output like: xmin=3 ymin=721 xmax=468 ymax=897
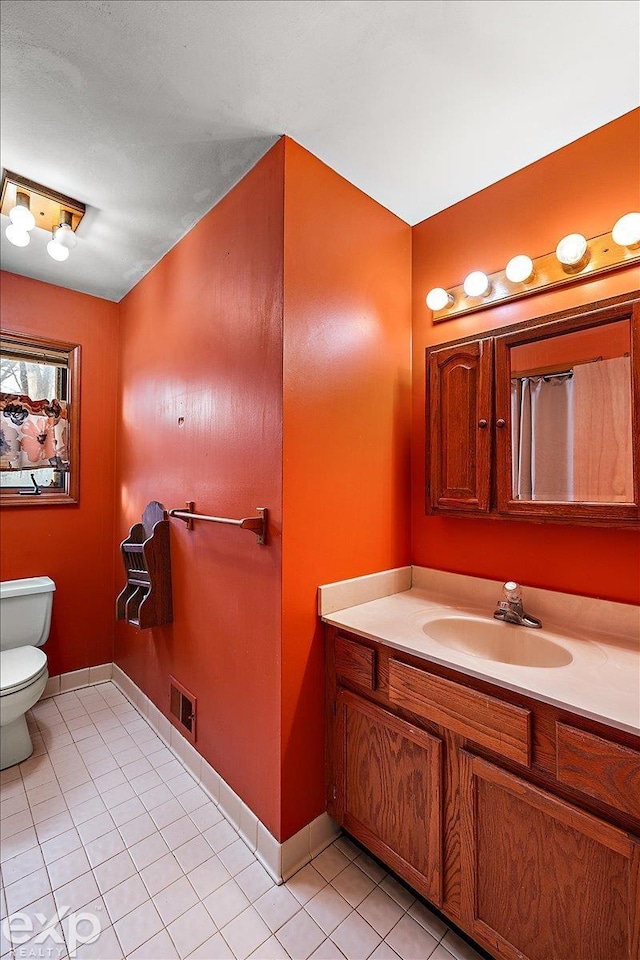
xmin=0 ymin=491 xmax=79 ymax=506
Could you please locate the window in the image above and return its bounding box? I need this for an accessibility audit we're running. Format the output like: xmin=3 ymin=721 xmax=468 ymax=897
xmin=0 ymin=332 xmax=80 ymax=505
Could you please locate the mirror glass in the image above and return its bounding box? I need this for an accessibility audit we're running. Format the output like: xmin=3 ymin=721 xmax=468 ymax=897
xmin=509 ymin=318 xmax=633 ymax=503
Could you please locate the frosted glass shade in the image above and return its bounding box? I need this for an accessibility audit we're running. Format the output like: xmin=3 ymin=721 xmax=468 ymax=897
xmin=426 ymin=288 xmax=453 ymax=311
xmin=5 ymin=223 xmax=30 ymax=247
xmin=53 ymin=223 xmax=78 ymax=250
xmin=612 ymin=212 xmax=640 ymax=248
xmin=9 ymin=203 xmax=35 ymax=232
xmin=47 ymin=239 xmax=70 ymax=262
xmin=463 ymin=271 xmax=490 ymax=298
xmin=505 ymin=255 xmax=534 ymax=283
xmin=556 ymin=233 xmax=587 ymax=266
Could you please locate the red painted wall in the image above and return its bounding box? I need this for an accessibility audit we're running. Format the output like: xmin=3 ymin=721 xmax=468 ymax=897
xmin=115 ymin=143 xmax=285 ymax=835
xmin=2 ymin=144 xmax=408 ymax=847
xmin=281 ymin=139 xmax=412 ymax=837
xmin=114 ymin=137 xmax=411 ymax=841
xmin=0 ymin=272 xmax=119 ymax=674
xmin=412 ymin=109 xmax=640 ymax=604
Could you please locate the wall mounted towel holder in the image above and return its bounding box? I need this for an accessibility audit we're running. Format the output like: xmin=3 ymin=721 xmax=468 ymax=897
xmin=169 ymin=501 xmax=267 ymax=544
xmin=116 ymin=501 xmax=173 ymax=629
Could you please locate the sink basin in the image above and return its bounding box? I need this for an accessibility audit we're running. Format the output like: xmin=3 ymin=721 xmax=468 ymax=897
xmin=422 ymin=616 xmax=573 ymax=668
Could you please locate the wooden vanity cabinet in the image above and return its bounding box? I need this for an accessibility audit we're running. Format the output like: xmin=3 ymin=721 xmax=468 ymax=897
xmin=326 ymin=626 xmax=640 ymax=960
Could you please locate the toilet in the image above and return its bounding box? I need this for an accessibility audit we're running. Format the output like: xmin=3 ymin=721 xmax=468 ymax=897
xmin=0 ymin=576 xmax=55 ymax=769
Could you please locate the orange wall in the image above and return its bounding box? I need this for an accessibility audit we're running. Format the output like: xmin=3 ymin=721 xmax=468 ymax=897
xmin=0 ymin=272 xmax=119 ymax=674
xmin=412 ymin=109 xmax=640 ymax=604
xmin=4 ymin=111 xmax=635 ymax=844
xmin=281 ymin=139 xmax=412 ymax=837
xmin=114 ymin=137 xmax=411 ymax=841
xmin=115 ymin=143 xmax=285 ymax=835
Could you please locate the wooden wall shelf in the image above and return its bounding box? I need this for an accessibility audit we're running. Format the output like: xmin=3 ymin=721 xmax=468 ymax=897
xmin=116 ymin=501 xmax=173 ymax=630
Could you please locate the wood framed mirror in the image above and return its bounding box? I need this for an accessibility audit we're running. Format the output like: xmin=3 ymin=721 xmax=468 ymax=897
xmin=495 ymin=298 xmax=639 ymax=524
xmin=425 ymin=293 xmax=639 ymax=526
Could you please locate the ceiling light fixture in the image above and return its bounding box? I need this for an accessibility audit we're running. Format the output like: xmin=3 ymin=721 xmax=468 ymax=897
xmin=1 ymin=170 xmax=85 ymax=264
xmin=611 ymin=212 xmax=640 ymax=249
xmin=505 ymin=255 xmax=534 ymax=284
xmin=426 ymin=213 xmax=640 ymax=322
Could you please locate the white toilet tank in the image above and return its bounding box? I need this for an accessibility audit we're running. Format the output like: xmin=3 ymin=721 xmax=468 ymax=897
xmin=0 ymin=577 xmax=56 ymax=651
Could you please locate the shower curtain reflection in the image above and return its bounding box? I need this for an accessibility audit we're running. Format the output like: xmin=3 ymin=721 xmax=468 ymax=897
xmin=511 ymin=374 xmax=573 ymax=501
xmin=511 ymin=356 xmax=633 ymax=503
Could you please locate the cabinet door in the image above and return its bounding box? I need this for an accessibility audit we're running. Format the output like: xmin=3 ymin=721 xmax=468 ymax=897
xmin=427 ymin=338 xmax=493 ymax=513
xmin=460 ymin=752 xmax=640 ymax=960
xmin=335 ymin=689 xmax=443 ymax=905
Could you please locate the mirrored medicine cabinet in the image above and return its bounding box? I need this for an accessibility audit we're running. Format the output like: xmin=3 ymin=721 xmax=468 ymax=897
xmin=425 ymin=293 xmax=640 ymax=525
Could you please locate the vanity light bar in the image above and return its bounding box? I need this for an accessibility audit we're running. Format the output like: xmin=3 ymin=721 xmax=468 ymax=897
xmin=426 ymin=212 xmax=640 ymax=322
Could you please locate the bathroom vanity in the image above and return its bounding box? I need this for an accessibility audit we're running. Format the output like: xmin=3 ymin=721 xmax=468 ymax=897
xmin=322 ymin=571 xmax=640 ymax=960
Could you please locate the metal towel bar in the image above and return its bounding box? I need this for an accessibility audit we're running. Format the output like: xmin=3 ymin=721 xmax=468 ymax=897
xmin=168 ymin=501 xmax=267 ymax=544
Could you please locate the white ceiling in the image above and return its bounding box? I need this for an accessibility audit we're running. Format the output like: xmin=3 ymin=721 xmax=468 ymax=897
xmin=1 ymin=0 xmax=638 ymax=302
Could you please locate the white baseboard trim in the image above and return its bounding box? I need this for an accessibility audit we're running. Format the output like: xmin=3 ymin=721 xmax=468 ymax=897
xmin=44 ymin=662 xmax=339 ymax=883
xmin=110 ymin=664 xmax=340 ymax=882
xmin=42 ymin=663 xmax=113 ymax=698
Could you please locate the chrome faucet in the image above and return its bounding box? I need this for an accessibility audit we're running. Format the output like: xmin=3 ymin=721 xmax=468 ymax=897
xmin=494 ymin=581 xmax=542 ymax=628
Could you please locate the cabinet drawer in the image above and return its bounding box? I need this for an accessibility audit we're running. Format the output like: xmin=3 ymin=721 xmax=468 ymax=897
xmin=556 ymin=723 xmax=640 ymax=819
xmin=335 ymin=636 xmax=375 ymax=690
xmin=388 ymin=659 xmax=531 ymax=765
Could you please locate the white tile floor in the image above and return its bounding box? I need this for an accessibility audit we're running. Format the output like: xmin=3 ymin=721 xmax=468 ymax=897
xmin=0 ymin=683 xmax=485 ymax=960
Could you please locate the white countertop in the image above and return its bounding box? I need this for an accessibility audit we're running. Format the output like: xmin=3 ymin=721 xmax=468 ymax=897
xmin=322 ymin=583 xmax=640 ymax=736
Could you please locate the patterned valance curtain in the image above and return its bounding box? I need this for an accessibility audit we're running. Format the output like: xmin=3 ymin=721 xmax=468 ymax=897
xmin=0 ymin=393 xmax=69 ymax=471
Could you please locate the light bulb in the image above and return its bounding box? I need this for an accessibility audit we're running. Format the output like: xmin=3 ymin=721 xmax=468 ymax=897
xmin=612 ymin=212 xmax=640 ymax=249
xmin=47 ymin=238 xmax=70 ymax=262
xmin=5 ymin=223 xmax=30 ymax=247
xmin=426 ymin=287 xmax=453 ymax=311
xmin=463 ymin=271 xmax=490 ymax=298
xmin=53 ymin=222 xmax=78 ymax=250
xmin=9 ymin=198 xmax=35 ymax=232
xmin=505 ymin=255 xmax=534 ymax=284
xmin=556 ymin=233 xmax=587 ymax=267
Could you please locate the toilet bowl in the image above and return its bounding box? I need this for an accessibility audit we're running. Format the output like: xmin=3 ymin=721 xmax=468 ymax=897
xmin=0 ymin=576 xmax=55 ymax=769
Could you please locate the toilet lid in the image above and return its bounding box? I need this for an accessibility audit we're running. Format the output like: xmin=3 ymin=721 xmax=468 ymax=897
xmin=0 ymin=646 xmax=48 ymax=695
